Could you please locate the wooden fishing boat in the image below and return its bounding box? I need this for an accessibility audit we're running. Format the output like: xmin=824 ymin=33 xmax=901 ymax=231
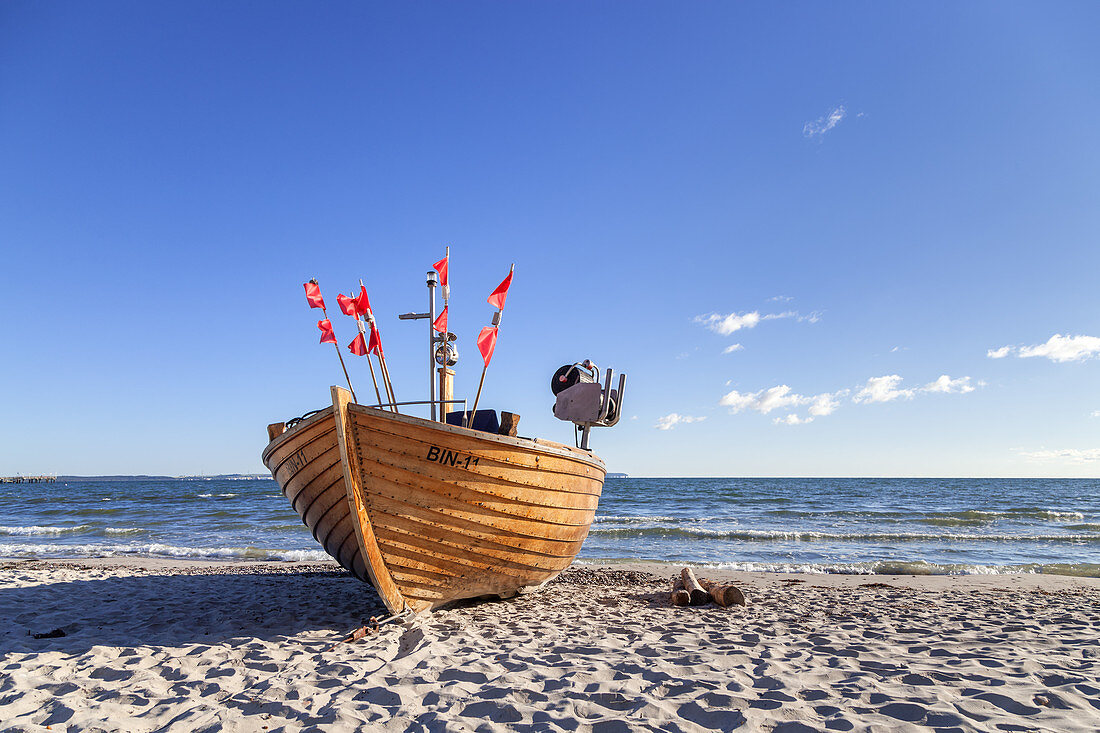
xmin=263 ymin=386 xmax=607 ymax=613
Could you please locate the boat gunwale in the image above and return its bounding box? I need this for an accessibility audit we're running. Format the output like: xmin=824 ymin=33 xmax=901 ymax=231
xmin=263 ymin=396 xmax=605 ymax=473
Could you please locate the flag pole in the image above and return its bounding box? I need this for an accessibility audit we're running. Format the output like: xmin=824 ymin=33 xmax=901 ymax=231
xmin=469 ymin=263 xmax=513 ymax=425
xmin=469 ymin=364 xmax=488 ymax=425
xmin=353 ymin=307 xmax=384 ymax=408
xmin=360 ymin=279 xmax=398 ymax=413
xmin=378 ymin=349 xmax=398 ymax=412
xmin=322 ymin=305 xmax=356 ymax=403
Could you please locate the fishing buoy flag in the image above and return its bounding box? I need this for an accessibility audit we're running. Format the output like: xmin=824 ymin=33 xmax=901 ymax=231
xmin=348 ymin=331 xmax=368 ymax=355
xmin=476 ymin=325 xmax=498 ymax=367
xmin=304 ymin=280 xmax=326 ymax=310
xmin=487 ymin=268 xmax=512 ymax=311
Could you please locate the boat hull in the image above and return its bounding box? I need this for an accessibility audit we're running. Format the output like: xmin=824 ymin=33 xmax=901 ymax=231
xmin=262 ymin=387 xmax=606 ymax=612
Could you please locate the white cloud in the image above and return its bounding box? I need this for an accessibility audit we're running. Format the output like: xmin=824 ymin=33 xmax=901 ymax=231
xmin=803 ymin=105 xmax=847 ymax=138
xmin=767 ymin=295 xmax=793 ymax=303
xmin=694 ymin=311 xmax=762 ymax=335
xmin=721 ymin=385 xmax=847 ymax=423
xmin=989 ymin=334 xmax=1100 ymax=363
xmin=1019 ymin=334 xmax=1100 ymax=362
xmin=923 ymin=375 xmax=975 ymax=394
xmin=852 ymin=375 xmax=916 ymax=404
xmin=1019 ymin=448 xmax=1100 ymax=463
xmin=694 ymin=309 xmax=819 ymax=339
xmin=722 ymin=343 xmax=744 ymax=354
xmin=722 ymin=374 xmax=974 ymax=424
xmin=808 ymin=390 xmax=847 ymax=416
xmin=720 ymin=384 xmax=808 ymax=415
xmin=655 ymin=413 xmax=706 ymax=431
xmin=1091 ymin=411 xmax=1100 ymax=418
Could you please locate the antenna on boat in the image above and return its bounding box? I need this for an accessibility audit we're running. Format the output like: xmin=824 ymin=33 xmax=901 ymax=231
xmin=398 ymin=268 xmax=444 ymax=421
xmin=427 ymin=269 xmax=439 ymax=420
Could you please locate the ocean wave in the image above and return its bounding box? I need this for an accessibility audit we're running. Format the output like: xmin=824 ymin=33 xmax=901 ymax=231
xmin=594 ymin=515 xmax=681 ymax=524
xmin=587 ymin=526 xmax=1100 ymax=543
xmin=705 ymin=560 xmax=1100 ymax=578
xmin=765 ymin=508 xmax=1087 ymax=522
xmin=577 ymin=558 xmax=1100 ymax=578
xmin=0 ymin=525 xmax=89 ymax=536
xmin=0 ymin=542 xmax=331 ymax=562
xmin=103 ymin=527 xmax=144 ymax=536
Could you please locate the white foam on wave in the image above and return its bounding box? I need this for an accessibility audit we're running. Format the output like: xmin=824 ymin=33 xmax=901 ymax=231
xmin=0 ymin=525 xmax=89 ymax=536
xmin=577 ymin=558 xmax=1099 ymax=577
xmin=0 ymin=542 xmax=330 ymax=563
xmin=594 ymin=515 xmax=681 ymax=524
xmin=588 ymin=526 xmax=1100 ymax=542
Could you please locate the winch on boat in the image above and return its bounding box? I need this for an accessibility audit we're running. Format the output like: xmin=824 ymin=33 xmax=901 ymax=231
xmin=551 ymin=359 xmax=626 ymax=450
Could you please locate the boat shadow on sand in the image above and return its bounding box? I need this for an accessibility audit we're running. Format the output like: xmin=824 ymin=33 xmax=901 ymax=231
xmin=1 ymin=564 xmax=389 ymax=655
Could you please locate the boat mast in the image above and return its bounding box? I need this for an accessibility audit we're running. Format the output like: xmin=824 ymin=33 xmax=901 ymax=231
xmin=426 ymin=269 xmax=439 ymax=421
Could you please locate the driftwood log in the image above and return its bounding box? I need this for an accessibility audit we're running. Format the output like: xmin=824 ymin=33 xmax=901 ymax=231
xmin=681 ymin=567 xmax=709 ymax=606
xmin=670 ymin=577 xmax=690 ymax=606
xmin=702 ymin=579 xmax=747 ymax=607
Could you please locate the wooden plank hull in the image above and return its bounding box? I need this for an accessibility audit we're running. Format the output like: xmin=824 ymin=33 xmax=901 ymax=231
xmin=262 ymin=388 xmax=606 ymax=613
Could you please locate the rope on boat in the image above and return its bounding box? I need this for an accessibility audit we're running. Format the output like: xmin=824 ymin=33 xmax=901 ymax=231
xmin=285 ymin=408 xmax=325 ymax=429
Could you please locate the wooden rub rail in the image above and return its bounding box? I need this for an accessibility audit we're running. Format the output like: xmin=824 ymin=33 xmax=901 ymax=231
xmin=0 ymin=475 xmax=56 ymax=483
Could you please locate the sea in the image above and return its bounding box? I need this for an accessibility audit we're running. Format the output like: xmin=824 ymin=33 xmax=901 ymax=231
xmin=2 ymin=477 xmax=1098 ymax=577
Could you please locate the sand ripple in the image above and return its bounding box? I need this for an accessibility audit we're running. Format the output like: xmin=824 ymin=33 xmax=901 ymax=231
xmin=0 ymin=560 xmax=1098 ymax=731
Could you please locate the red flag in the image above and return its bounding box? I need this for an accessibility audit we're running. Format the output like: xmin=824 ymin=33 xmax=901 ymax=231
xmin=355 ymin=285 xmax=371 ymax=315
xmin=337 ymin=293 xmax=360 ymax=317
xmin=487 ymin=270 xmax=512 ymax=310
xmin=433 ymin=255 xmax=449 ymax=288
xmin=477 ymin=325 xmax=498 ymax=367
xmin=304 ymin=280 xmax=326 ymax=310
xmin=317 ymin=319 xmax=337 ymax=345
xmin=433 ymin=306 xmax=448 ymax=334
xmin=348 ymin=332 xmax=367 ymax=356
xmin=368 ymin=322 xmax=384 ymax=357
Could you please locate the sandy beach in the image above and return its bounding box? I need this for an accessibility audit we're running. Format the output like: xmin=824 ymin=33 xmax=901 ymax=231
xmin=2 ymin=559 xmax=1098 ymax=732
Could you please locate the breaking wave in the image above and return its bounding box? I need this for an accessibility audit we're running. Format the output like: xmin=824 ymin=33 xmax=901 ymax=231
xmin=587 ymin=526 xmax=1100 ymax=543
xmin=0 ymin=525 xmax=89 ymax=536
xmin=0 ymin=542 xmax=332 ymax=562
xmin=577 ymin=558 xmax=1100 ymax=577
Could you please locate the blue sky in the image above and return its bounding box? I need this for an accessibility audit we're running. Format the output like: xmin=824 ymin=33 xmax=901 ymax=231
xmin=1 ymin=2 xmax=1098 ymax=476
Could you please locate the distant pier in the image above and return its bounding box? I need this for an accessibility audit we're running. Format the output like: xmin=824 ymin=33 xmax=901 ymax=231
xmin=0 ymin=475 xmax=56 ymax=484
